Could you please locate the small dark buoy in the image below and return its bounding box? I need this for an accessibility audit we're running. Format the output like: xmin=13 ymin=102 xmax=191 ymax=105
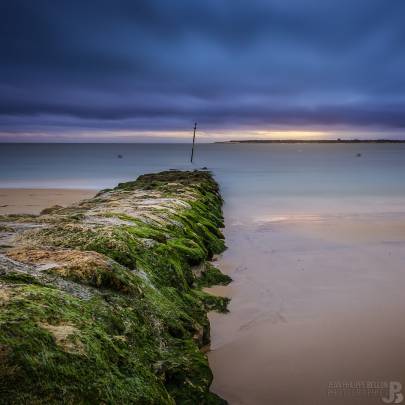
xmin=117 ymin=154 xmax=123 ymax=159
xmin=356 ymin=153 xmax=362 ymax=157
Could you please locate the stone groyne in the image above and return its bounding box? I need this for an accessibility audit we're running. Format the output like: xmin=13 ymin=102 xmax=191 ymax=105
xmin=0 ymin=170 xmax=231 ymax=404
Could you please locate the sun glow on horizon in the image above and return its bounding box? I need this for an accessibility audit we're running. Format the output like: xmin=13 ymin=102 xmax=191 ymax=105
xmin=0 ymin=128 xmax=403 ymax=143
xmin=235 ymin=130 xmax=329 ymax=140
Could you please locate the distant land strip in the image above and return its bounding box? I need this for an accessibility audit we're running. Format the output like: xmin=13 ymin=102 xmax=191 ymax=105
xmin=217 ymin=139 xmax=405 ymax=144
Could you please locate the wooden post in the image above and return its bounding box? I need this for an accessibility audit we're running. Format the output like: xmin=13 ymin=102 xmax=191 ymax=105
xmin=190 ymin=122 xmax=197 ymax=163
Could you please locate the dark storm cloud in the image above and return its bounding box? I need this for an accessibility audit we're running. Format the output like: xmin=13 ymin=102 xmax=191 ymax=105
xmin=1 ymin=0 xmax=405 ymax=136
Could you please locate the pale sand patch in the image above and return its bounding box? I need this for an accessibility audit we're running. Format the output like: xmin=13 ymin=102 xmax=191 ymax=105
xmin=0 ymin=286 xmax=13 ymax=303
xmin=204 ymin=285 xmax=233 ymax=298
xmin=0 ymin=189 xmax=96 ymax=215
xmin=39 ymin=322 xmax=85 ymax=354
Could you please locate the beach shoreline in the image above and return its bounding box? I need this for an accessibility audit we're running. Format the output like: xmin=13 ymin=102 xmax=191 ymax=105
xmin=0 ymin=188 xmax=96 ymax=215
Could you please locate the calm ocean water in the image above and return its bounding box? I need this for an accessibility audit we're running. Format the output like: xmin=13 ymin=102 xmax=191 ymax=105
xmin=1 ymin=143 xmax=405 ymax=217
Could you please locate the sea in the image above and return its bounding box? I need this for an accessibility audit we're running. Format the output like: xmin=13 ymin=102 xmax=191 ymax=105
xmin=1 ymin=142 xmax=405 ymax=203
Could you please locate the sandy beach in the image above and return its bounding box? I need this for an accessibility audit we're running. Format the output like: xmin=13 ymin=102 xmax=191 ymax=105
xmin=208 ymin=210 xmax=405 ymax=405
xmin=0 ymin=189 xmax=96 ymax=215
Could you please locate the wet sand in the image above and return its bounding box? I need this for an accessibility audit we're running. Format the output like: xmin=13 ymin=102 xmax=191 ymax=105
xmin=0 ymin=189 xmax=96 ymax=215
xmin=208 ymin=209 xmax=405 ymax=405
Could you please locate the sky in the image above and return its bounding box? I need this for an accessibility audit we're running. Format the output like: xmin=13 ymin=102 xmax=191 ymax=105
xmin=1 ymin=0 xmax=405 ymax=142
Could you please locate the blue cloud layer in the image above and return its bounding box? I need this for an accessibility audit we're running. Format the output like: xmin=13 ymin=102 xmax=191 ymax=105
xmin=1 ymin=0 xmax=405 ymax=136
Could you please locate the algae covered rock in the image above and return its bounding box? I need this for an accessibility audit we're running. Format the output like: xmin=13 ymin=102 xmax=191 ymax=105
xmin=0 ymin=170 xmax=229 ymax=404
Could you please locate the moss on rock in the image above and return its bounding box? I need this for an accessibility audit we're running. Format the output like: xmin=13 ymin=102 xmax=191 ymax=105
xmin=0 ymin=170 xmax=229 ymax=404
xmin=195 ymin=263 xmax=232 ymax=288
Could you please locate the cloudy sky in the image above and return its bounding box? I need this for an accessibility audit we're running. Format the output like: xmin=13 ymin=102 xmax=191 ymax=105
xmin=1 ymin=0 xmax=405 ymax=142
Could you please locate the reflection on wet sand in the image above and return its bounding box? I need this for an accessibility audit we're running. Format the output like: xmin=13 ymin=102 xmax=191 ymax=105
xmin=208 ymin=210 xmax=405 ymax=405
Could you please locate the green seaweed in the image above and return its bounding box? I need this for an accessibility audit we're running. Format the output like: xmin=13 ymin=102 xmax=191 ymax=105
xmin=195 ymin=263 xmax=232 ymax=288
xmin=0 ymin=272 xmax=42 ymax=285
xmin=0 ymin=170 xmax=230 ymax=404
xmin=195 ymin=290 xmax=231 ymax=314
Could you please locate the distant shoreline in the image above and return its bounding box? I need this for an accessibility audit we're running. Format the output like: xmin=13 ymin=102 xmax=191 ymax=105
xmin=216 ymin=139 xmax=405 ymax=144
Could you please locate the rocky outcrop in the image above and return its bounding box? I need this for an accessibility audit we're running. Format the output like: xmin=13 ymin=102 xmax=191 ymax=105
xmin=0 ymin=170 xmax=231 ymax=404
